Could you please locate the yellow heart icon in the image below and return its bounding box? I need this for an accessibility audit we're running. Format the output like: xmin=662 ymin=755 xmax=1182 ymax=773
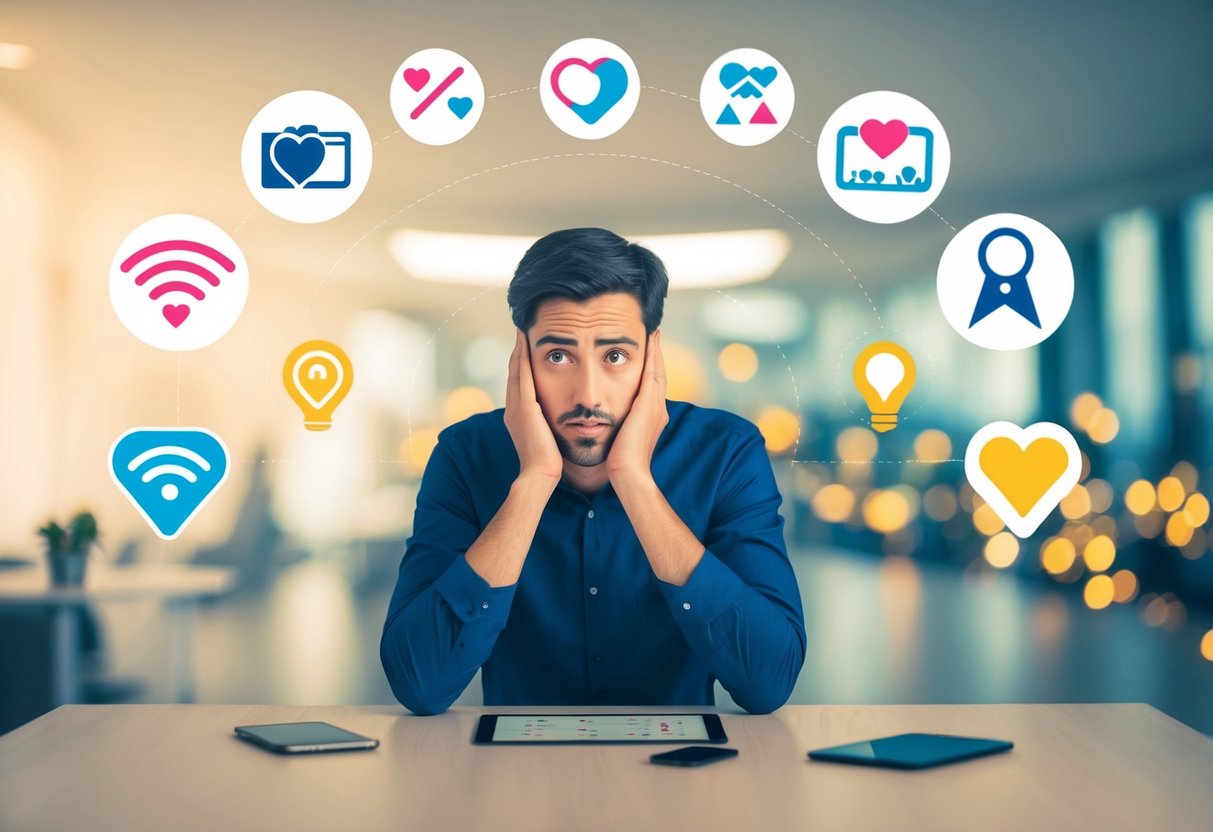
xmin=978 ymin=437 xmax=1070 ymax=517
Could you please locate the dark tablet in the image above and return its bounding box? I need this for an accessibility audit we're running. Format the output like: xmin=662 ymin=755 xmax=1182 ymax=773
xmin=808 ymin=732 xmax=1013 ymax=770
xmin=473 ymin=713 xmax=728 ymax=745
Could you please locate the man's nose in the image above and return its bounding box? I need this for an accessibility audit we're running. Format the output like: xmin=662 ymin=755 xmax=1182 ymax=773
xmin=573 ymin=364 xmax=602 ymax=410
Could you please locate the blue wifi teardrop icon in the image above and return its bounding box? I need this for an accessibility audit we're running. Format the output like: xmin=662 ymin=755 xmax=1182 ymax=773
xmin=109 ymin=428 xmax=230 ymax=540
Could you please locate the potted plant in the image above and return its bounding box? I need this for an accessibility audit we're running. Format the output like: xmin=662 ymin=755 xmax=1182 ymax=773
xmin=38 ymin=511 xmax=99 ymax=586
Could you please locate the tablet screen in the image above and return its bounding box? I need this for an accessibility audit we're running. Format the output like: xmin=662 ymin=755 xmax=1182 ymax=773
xmin=491 ymin=715 xmax=711 ymax=742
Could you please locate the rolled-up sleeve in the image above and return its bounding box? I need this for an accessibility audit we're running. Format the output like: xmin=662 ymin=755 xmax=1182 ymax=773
xmin=656 ymin=426 xmax=806 ymax=714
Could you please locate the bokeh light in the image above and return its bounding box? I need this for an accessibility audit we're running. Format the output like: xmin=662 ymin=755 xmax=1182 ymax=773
xmin=1086 ymin=408 xmax=1120 ymax=444
xmin=972 ymin=499 xmax=1006 ymax=536
xmin=835 ymin=426 xmax=878 ymax=462
xmin=1041 ymin=537 xmax=1077 ymax=575
xmin=717 ymin=342 xmax=758 ymax=383
xmin=811 ymin=483 xmax=854 ymax=524
xmin=1111 ymin=569 xmax=1138 ymax=603
xmin=1172 ymin=461 xmax=1199 ymax=493
xmin=1082 ymin=535 xmax=1116 ymax=572
xmin=755 ymin=406 xmax=799 ymax=454
xmin=1060 ymin=484 xmax=1092 ymax=520
xmin=1183 ymin=493 xmax=1210 ymax=526
xmin=1124 ymin=480 xmax=1156 ymax=515
xmin=1083 ymin=574 xmax=1115 ymax=609
xmin=913 ymin=429 xmax=952 ymax=463
xmin=983 ymin=532 xmax=1019 ymax=568
xmin=443 ymin=386 xmax=494 ymax=424
xmin=863 ymin=489 xmax=912 ymax=534
xmin=1070 ymin=392 xmax=1102 ymax=430
xmin=399 ymin=426 xmax=440 ymax=477
xmin=1086 ymin=479 xmax=1113 ymax=514
xmin=1157 ymin=476 xmax=1185 ymax=512
xmin=662 ymin=340 xmax=707 ymax=401
xmin=1165 ymin=513 xmax=1194 ymax=548
xmin=923 ymin=484 xmax=958 ymax=522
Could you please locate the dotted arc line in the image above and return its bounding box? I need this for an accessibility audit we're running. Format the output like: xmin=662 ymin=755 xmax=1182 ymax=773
xmin=793 ymin=458 xmax=964 ymax=465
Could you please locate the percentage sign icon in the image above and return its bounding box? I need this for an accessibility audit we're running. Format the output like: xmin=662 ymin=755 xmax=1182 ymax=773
xmin=410 ymin=66 xmax=465 ymax=120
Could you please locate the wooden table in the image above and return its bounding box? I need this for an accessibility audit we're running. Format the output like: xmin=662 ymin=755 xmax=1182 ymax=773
xmin=0 ymin=564 xmax=234 ymax=705
xmin=1 ymin=703 xmax=1209 ymax=831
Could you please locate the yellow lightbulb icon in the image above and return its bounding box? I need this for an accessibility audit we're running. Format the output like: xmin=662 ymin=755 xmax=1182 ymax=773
xmin=284 ymin=340 xmax=354 ymax=431
xmin=852 ymin=340 xmax=916 ymax=433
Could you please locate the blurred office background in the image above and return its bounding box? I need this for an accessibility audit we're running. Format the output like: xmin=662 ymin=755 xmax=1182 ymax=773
xmin=3 ymin=0 xmax=1213 ymax=734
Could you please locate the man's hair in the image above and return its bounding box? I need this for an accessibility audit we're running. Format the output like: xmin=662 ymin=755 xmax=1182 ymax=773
xmin=507 ymin=228 xmax=669 ymax=333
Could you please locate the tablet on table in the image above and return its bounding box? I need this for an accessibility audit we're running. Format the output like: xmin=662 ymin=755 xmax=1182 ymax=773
xmin=473 ymin=713 xmax=727 ymax=745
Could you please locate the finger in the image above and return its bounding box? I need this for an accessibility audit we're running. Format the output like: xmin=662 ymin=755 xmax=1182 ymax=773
xmin=506 ymin=331 xmax=522 ymax=411
xmin=518 ymin=331 xmax=539 ymax=403
xmin=652 ymin=331 xmax=667 ymax=395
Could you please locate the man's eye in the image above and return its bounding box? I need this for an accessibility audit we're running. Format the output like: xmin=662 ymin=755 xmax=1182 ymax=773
xmin=547 ymin=351 xmax=569 ymax=364
xmin=605 ymin=350 xmax=629 ymax=365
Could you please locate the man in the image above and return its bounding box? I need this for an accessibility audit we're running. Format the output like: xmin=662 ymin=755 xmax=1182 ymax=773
xmin=381 ymin=228 xmax=805 ymax=715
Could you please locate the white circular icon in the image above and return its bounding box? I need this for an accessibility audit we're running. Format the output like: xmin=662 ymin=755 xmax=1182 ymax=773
xmin=817 ymin=90 xmax=950 ymax=224
xmin=937 ymin=213 xmax=1074 ymax=351
xmin=109 ymin=214 xmax=249 ymax=351
xmin=390 ymin=49 xmax=484 ymax=145
xmin=539 ymin=38 xmax=640 ymax=140
xmin=699 ymin=48 xmax=793 ymax=146
xmin=240 ymin=90 xmax=373 ymax=224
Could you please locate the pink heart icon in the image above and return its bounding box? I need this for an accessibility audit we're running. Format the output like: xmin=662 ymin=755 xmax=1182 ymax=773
xmin=550 ymin=57 xmax=610 ymax=107
xmin=403 ymin=68 xmax=430 ymax=92
xmin=859 ymin=119 xmax=909 ymax=159
xmin=163 ymin=304 xmax=191 ymax=328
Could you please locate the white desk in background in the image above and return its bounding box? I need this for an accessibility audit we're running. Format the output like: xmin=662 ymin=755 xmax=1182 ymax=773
xmin=0 ymin=564 xmax=234 ymax=705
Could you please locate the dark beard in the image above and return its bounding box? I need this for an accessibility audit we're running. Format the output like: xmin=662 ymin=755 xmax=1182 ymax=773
xmin=553 ymin=430 xmax=615 ymax=468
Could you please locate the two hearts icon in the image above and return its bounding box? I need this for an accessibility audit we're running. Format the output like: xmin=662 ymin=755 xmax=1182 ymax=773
xmin=549 ymin=57 xmax=629 ymax=125
xmin=718 ymin=63 xmax=777 ymax=98
xmin=402 ymin=66 xmax=473 ymax=119
xmin=965 ymin=422 xmax=1082 ymax=538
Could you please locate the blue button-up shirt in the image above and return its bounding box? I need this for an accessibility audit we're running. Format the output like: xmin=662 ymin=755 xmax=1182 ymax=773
xmin=381 ymin=400 xmax=806 ymax=715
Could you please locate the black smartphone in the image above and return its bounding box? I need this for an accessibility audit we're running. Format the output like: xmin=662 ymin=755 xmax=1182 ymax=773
xmin=234 ymin=721 xmax=380 ymax=754
xmin=650 ymin=746 xmax=739 ymax=767
xmin=808 ymin=733 xmax=1012 ymax=770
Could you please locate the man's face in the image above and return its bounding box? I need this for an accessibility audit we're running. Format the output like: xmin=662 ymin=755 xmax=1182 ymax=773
xmin=528 ymin=292 xmax=648 ymax=468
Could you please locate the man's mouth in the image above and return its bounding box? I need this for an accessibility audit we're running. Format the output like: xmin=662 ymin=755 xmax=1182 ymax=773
xmin=564 ymin=421 xmax=609 ymax=437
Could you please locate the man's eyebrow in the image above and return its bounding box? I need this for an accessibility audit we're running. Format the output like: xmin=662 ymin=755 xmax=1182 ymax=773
xmin=532 ymin=335 xmax=641 ymax=348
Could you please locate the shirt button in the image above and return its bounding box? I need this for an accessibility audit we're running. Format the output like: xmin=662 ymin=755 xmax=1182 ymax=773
xmin=481 ymin=602 xmax=490 ymax=609
xmin=589 ymin=586 xmax=598 ymax=596
xmin=587 ymin=510 xmax=595 ymax=519
xmin=682 ymin=602 xmax=691 ymax=611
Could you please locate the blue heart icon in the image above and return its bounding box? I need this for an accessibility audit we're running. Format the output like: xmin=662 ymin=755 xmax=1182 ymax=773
xmin=270 ymin=126 xmax=325 ymax=187
xmin=719 ymin=62 xmax=749 ymax=90
xmin=563 ymin=59 xmax=629 ymax=125
xmin=719 ymin=63 xmax=778 ymax=92
xmin=749 ymin=66 xmax=778 ymax=87
xmin=448 ymin=97 xmax=473 ymax=120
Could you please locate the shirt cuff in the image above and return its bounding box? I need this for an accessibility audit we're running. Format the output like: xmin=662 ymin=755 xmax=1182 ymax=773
xmin=656 ymin=549 xmax=744 ymax=625
xmin=434 ymin=554 xmax=517 ymax=625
